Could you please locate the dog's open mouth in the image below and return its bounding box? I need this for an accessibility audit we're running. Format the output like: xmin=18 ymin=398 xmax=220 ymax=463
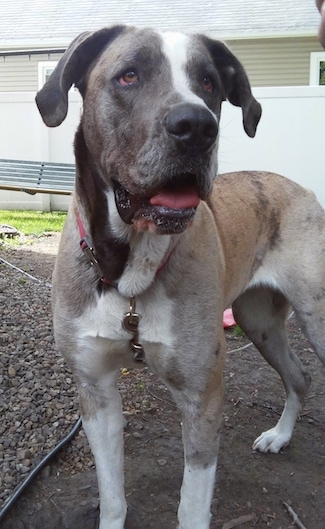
xmin=113 ymin=175 xmax=201 ymax=234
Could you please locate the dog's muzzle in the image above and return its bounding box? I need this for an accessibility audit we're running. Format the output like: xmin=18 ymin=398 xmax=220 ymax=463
xmin=113 ymin=175 xmax=201 ymax=234
xmin=113 ymin=104 xmax=218 ymax=234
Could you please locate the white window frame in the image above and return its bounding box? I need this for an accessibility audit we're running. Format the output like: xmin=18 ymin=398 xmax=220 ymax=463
xmin=38 ymin=61 xmax=58 ymax=90
xmin=309 ymin=51 xmax=325 ymax=85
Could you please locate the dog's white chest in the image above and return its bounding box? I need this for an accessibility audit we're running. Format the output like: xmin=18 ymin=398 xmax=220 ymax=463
xmin=77 ymin=284 xmax=175 ymax=352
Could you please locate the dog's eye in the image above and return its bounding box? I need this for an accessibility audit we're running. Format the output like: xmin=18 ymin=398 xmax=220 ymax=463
xmin=118 ymin=70 xmax=139 ymax=86
xmin=202 ymin=76 xmax=214 ymax=94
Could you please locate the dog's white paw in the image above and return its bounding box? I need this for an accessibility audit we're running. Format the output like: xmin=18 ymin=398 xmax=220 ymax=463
xmin=252 ymin=427 xmax=291 ymax=453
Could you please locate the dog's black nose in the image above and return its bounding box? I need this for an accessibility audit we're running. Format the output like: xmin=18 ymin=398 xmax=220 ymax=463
xmin=164 ymin=103 xmax=218 ymax=153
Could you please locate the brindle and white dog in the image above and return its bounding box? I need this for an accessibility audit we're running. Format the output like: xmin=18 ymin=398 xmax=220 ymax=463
xmin=36 ymin=26 xmax=325 ymax=529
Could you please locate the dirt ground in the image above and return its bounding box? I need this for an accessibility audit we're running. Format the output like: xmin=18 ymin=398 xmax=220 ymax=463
xmin=1 ymin=234 xmax=325 ymax=529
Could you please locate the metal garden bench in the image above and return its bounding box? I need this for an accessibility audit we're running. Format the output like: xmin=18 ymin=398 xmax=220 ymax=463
xmin=0 ymin=159 xmax=75 ymax=195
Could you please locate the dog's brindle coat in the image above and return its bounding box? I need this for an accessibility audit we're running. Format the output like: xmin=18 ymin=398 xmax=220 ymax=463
xmin=36 ymin=26 xmax=325 ymax=529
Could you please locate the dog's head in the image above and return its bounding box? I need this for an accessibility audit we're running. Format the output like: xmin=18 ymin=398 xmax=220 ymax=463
xmin=36 ymin=26 xmax=261 ymax=235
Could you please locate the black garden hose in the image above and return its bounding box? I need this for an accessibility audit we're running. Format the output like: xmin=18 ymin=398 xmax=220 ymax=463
xmin=0 ymin=417 xmax=82 ymax=522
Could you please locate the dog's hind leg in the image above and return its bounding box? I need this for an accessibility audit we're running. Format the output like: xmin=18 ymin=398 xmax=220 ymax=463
xmin=232 ymin=287 xmax=311 ymax=453
xmin=288 ymin=287 xmax=325 ymax=369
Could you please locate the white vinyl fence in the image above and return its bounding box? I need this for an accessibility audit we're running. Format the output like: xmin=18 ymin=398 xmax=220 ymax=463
xmin=0 ymin=86 xmax=324 ymax=211
xmin=218 ymin=86 xmax=325 ymax=207
xmin=0 ymin=91 xmax=81 ymax=211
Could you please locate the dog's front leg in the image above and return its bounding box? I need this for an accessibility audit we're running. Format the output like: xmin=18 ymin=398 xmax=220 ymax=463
xmin=79 ymin=368 xmax=127 ymax=529
xmin=178 ymin=459 xmax=218 ymax=529
xmin=170 ymin=357 xmax=225 ymax=529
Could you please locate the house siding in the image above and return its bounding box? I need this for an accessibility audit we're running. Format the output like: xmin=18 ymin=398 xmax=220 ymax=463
xmin=0 ymin=52 xmax=63 ymax=91
xmin=226 ymin=37 xmax=322 ymax=86
xmin=0 ymin=36 xmax=322 ymax=91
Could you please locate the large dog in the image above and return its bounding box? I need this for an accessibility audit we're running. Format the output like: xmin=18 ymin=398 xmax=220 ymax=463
xmin=36 ymin=26 xmax=325 ymax=529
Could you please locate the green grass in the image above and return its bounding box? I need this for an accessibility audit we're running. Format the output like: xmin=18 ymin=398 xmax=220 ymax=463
xmin=0 ymin=210 xmax=66 ymax=236
xmin=233 ymin=324 xmax=245 ymax=337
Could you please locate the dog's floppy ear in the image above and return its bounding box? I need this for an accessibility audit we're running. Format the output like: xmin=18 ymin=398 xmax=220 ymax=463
xmin=35 ymin=26 xmax=126 ymax=127
xmin=202 ymin=37 xmax=262 ymax=137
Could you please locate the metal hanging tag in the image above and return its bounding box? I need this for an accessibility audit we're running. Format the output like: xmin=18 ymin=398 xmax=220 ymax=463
xmin=122 ymin=296 xmax=145 ymax=362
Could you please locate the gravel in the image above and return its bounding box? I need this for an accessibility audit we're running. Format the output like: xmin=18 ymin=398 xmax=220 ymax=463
xmin=0 ymin=240 xmax=161 ymax=511
xmin=0 ymin=261 xmax=85 ymax=504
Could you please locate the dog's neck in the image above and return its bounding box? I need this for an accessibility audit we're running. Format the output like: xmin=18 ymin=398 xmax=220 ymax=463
xmin=74 ymin=127 xmax=130 ymax=287
xmin=74 ymin=127 xmax=176 ymax=297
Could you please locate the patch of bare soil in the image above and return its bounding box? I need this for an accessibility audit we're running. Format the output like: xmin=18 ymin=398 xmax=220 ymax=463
xmin=1 ymin=235 xmax=324 ymax=529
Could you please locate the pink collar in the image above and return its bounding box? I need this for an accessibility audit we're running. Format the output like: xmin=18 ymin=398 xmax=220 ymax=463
xmin=78 ymin=214 xmax=115 ymax=286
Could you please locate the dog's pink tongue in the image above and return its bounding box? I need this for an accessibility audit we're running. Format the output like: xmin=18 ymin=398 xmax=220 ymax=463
xmin=149 ymin=186 xmax=200 ymax=209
